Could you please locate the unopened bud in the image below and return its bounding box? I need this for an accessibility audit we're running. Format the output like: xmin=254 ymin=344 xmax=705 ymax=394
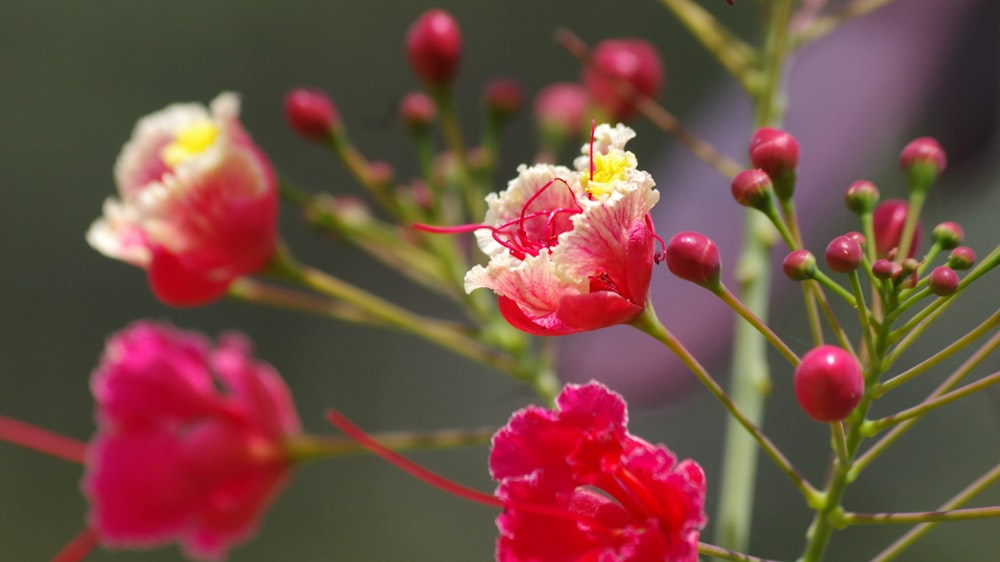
xmin=825 ymin=235 xmax=863 ymax=274
xmin=400 ymin=92 xmax=437 ymax=133
xmin=900 ymin=137 xmax=946 ymax=191
xmin=783 ymin=250 xmax=817 ymax=281
xmin=582 ymin=38 xmax=663 ymax=122
xmin=948 ymin=246 xmax=976 ymax=270
xmin=932 ymin=221 xmax=963 ymax=250
xmin=872 ymin=199 xmax=920 ymax=258
xmin=929 ymin=266 xmax=959 ymax=296
xmin=405 ymin=9 xmax=462 ymax=87
xmin=872 ymin=259 xmax=900 ymax=280
xmin=731 ymin=169 xmax=774 ymax=210
xmin=749 ymin=127 xmax=799 ymax=200
xmin=482 ymin=78 xmax=523 ymax=123
xmin=794 ymin=345 xmax=863 ymax=422
xmin=534 ymin=82 xmax=587 ymax=143
xmin=284 ymin=88 xmax=339 ymax=141
xmin=844 ymin=180 xmax=880 ymax=214
xmin=665 ymin=231 xmax=721 ymax=287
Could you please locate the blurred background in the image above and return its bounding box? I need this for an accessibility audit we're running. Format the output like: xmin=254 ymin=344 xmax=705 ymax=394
xmin=1 ymin=0 xmax=998 ymax=560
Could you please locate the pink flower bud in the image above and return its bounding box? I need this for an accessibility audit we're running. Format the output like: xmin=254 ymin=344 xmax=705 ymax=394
xmin=845 ymin=231 xmax=866 ymax=248
xmin=783 ymin=250 xmax=817 ymax=281
xmin=534 ymin=82 xmax=587 ymax=139
xmin=825 ymin=235 xmax=863 ymax=273
xmin=932 ymin=221 xmax=963 ymax=250
xmin=794 ymin=345 xmax=864 ymax=422
xmin=929 ymin=266 xmax=959 ymax=296
xmin=283 ymin=88 xmax=338 ymax=140
xmin=84 ymin=322 xmax=300 ymax=559
xmin=900 ymin=136 xmax=946 ymax=190
xmin=731 ymin=169 xmax=774 ymax=209
xmin=582 ymin=39 xmax=663 ymax=122
xmin=666 ymin=231 xmax=721 ymax=287
xmin=88 ymin=93 xmax=279 ymax=306
xmin=872 ymin=259 xmax=900 ymax=280
xmin=872 ymin=199 xmax=920 ymax=258
xmin=399 ymin=91 xmax=437 ymax=132
xmin=482 ymin=78 xmax=523 ymax=121
xmin=749 ymin=127 xmax=799 ymax=199
xmin=844 ymin=180 xmax=880 ymax=214
xmin=405 ymin=9 xmax=462 ymax=87
xmin=948 ymin=246 xmax=976 ymax=270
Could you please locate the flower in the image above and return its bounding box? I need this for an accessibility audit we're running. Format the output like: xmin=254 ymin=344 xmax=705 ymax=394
xmin=87 ymin=93 xmax=279 ymax=307
xmin=463 ymin=123 xmax=660 ymax=335
xmin=490 ymin=382 xmax=707 ymax=561
xmin=83 ymin=321 xmax=300 ymax=560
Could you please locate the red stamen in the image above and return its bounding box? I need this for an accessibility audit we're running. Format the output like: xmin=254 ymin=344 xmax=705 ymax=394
xmin=646 ymin=215 xmax=666 ymax=264
xmin=589 ymin=119 xmax=596 ymax=183
xmin=51 ymin=527 xmax=98 ymax=562
xmin=0 ymin=415 xmax=87 ymax=464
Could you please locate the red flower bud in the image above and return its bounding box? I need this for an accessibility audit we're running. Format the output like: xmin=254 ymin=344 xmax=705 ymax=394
xmin=749 ymin=127 xmax=799 ymax=199
xmin=932 ymin=221 xmax=963 ymax=250
xmin=666 ymin=231 xmax=721 ymax=287
xmin=783 ymin=250 xmax=816 ymax=281
xmin=900 ymin=137 xmax=946 ymax=190
xmin=794 ymin=345 xmax=864 ymax=422
xmin=948 ymin=246 xmax=976 ymax=270
xmin=929 ymin=266 xmax=959 ymax=296
xmin=582 ymin=39 xmax=663 ymax=122
xmin=844 ymin=180 xmax=880 ymax=214
xmin=284 ymin=88 xmax=339 ymax=141
xmin=871 ymin=259 xmax=900 ymax=280
xmin=405 ymin=9 xmax=462 ymax=87
xmin=399 ymin=91 xmax=437 ymax=132
xmin=482 ymin=78 xmax=523 ymax=121
xmin=872 ymin=199 xmax=920 ymax=258
xmin=825 ymin=235 xmax=863 ymax=273
xmin=731 ymin=169 xmax=774 ymax=209
xmin=534 ymin=82 xmax=587 ymax=139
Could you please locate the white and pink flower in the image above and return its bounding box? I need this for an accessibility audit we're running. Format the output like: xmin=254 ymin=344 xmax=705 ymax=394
xmin=87 ymin=93 xmax=278 ymax=306
xmin=463 ymin=124 xmax=660 ymax=335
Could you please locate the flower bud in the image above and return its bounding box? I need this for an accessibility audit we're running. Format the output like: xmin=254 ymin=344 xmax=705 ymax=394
xmin=534 ymin=82 xmax=587 ymax=141
xmin=845 ymin=231 xmax=866 ymax=249
xmin=900 ymin=136 xmax=946 ymax=190
xmin=929 ymin=266 xmax=959 ymax=296
xmin=948 ymin=246 xmax=976 ymax=270
xmin=284 ymin=88 xmax=339 ymax=141
xmin=932 ymin=221 xmax=963 ymax=250
xmin=783 ymin=250 xmax=816 ymax=281
xmin=872 ymin=199 xmax=920 ymax=258
xmin=794 ymin=345 xmax=864 ymax=422
xmin=749 ymin=127 xmax=799 ymax=200
xmin=582 ymin=39 xmax=663 ymax=122
xmin=666 ymin=231 xmax=721 ymax=287
xmin=898 ymin=258 xmax=920 ymax=288
xmin=405 ymin=9 xmax=462 ymax=87
xmin=367 ymin=160 xmax=394 ymax=188
xmin=400 ymin=91 xmax=437 ymax=133
xmin=844 ymin=180 xmax=880 ymax=214
xmin=482 ymin=78 xmax=523 ymax=123
xmin=825 ymin=235 xmax=863 ymax=273
xmin=731 ymin=169 xmax=774 ymax=210
xmin=871 ymin=259 xmax=900 ymax=280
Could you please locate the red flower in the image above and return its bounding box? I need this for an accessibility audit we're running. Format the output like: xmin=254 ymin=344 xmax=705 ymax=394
xmin=87 ymin=93 xmax=279 ymax=306
xmin=490 ymin=382 xmax=707 ymax=561
xmin=83 ymin=322 xmax=300 ymax=560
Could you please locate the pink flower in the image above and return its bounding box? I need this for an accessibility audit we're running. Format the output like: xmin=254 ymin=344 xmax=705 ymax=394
xmin=490 ymin=382 xmax=707 ymax=561
xmin=87 ymin=93 xmax=279 ymax=307
xmin=83 ymin=321 xmax=300 ymax=560
xmin=464 ymin=124 xmax=660 ymax=335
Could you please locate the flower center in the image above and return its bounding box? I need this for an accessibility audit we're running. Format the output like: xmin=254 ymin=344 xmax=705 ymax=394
xmin=581 ymin=151 xmax=633 ymax=198
xmin=490 ymin=177 xmax=582 ymax=259
xmin=161 ymin=120 xmax=219 ymax=167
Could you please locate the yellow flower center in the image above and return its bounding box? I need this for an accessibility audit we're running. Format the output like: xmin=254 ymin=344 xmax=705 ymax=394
xmin=161 ymin=120 xmax=219 ymax=167
xmin=582 ymin=151 xmax=634 ymax=198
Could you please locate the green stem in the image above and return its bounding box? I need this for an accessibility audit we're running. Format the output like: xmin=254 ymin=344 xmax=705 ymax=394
xmin=843 ymin=506 xmax=1000 ymax=525
xmin=871 ymin=369 xmax=1000 ymax=431
xmin=871 ymin=462 xmax=1000 ymax=561
xmin=714 ymin=284 xmax=800 ymax=366
xmin=698 ymin=542 xmax=780 ymax=562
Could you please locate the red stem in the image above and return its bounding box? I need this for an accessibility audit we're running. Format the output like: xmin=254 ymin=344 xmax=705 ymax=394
xmin=51 ymin=527 xmax=98 ymax=562
xmin=0 ymin=415 xmax=87 ymax=464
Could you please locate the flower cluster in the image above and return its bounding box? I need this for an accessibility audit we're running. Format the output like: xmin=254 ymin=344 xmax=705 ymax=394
xmin=463 ymin=123 xmax=660 ymax=335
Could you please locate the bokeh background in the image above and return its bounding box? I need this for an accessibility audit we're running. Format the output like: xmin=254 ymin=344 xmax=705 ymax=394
xmin=1 ymin=0 xmax=999 ymax=560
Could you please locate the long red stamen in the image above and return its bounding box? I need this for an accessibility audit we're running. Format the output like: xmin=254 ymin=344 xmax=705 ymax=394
xmin=646 ymin=215 xmax=666 ymax=264
xmin=325 ymin=410 xmax=614 ymax=531
xmin=589 ymin=118 xmax=596 ymax=183
xmin=0 ymin=415 xmax=87 ymax=464
xmin=51 ymin=527 xmax=98 ymax=562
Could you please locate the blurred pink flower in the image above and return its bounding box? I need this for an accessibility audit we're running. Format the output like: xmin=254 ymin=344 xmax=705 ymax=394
xmin=87 ymin=93 xmax=278 ymax=307
xmin=490 ymin=381 xmax=707 ymax=561
xmin=463 ymin=124 xmax=660 ymax=335
xmin=83 ymin=321 xmax=300 ymax=560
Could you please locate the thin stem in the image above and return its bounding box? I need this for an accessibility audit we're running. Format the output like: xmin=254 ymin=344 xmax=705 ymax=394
xmin=871 ymin=462 xmax=1000 ymax=561
xmin=848 ymin=270 xmax=876 ymax=360
xmin=698 ymin=542 xmax=780 ymax=562
xmin=284 ymin=426 xmax=496 ymax=464
xmin=872 ymin=369 xmax=1000 ymax=431
xmin=554 ymin=28 xmax=743 ymax=180
xmin=51 ymin=527 xmax=98 ymax=562
xmin=0 ymin=415 xmax=87 ymax=464
xmin=810 ymin=269 xmax=858 ymax=306
xmin=629 ymin=303 xmax=818 ymax=503
xmin=714 ymin=284 xmax=800 ymax=366
xmin=845 ymin=506 xmax=1000 ymax=525
xmin=431 ymin=87 xmax=486 ymax=221
xmin=830 ymin=421 xmax=849 ymax=468
xmin=795 ymin=0 xmax=899 ymax=44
